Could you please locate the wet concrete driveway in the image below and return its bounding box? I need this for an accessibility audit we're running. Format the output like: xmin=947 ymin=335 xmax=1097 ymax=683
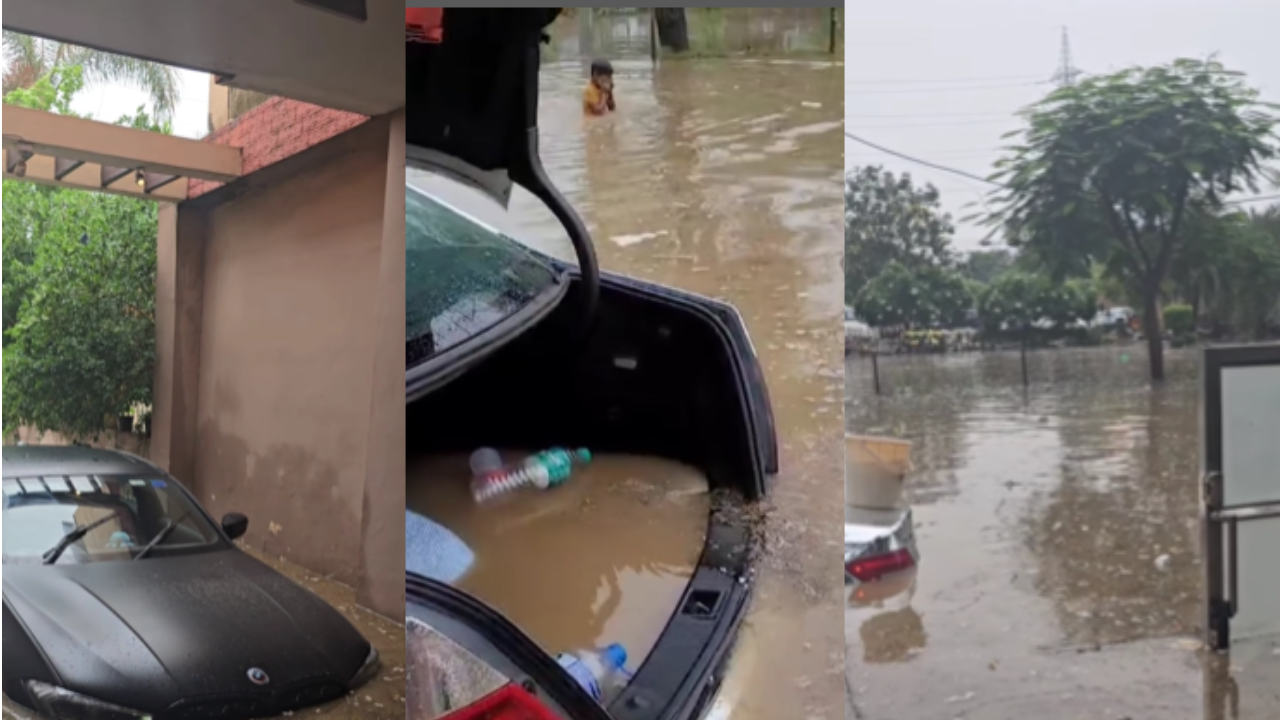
xmin=410 ymin=11 xmax=846 ymax=719
xmin=845 ymin=348 xmax=1280 ymax=719
xmin=1 ymin=546 xmax=405 ymax=720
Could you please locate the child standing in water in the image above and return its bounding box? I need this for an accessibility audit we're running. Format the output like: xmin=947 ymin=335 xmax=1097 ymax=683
xmin=583 ymin=59 xmax=616 ymax=116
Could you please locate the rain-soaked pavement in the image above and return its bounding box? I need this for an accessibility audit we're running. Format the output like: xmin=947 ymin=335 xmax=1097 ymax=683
xmin=408 ymin=10 xmax=845 ymax=720
xmin=1 ymin=546 xmax=405 ymax=719
xmin=845 ymin=347 xmax=1280 ymax=720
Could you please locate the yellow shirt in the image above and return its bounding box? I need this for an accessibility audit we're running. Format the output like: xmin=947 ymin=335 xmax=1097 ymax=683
xmin=583 ymin=83 xmax=611 ymax=115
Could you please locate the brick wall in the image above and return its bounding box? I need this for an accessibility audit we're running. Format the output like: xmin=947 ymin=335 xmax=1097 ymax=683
xmin=188 ymin=96 xmax=368 ymax=199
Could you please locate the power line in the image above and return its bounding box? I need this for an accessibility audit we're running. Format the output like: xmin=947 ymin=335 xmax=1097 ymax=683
xmin=846 ymin=81 xmax=1050 ymax=95
xmin=845 ymin=112 xmax=1012 ymax=119
xmin=845 ymin=74 xmax=1046 ymax=86
xmin=844 ymin=131 xmax=1002 ymax=186
xmin=848 ymin=119 xmax=1016 ymax=130
xmin=844 ymin=132 xmax=1280 ymax=209
xmin=846 ymin=147 xmax=1000 ymax=158
xmin=846 ymin=26 xmax=1064 ymax=48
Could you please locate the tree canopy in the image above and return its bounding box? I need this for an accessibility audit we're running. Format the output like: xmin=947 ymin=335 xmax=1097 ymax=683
xmin=987 ymin=58 xmax=1279 ymax=379
xmin=976 ymin=272 xmax=1095 ymax=334
xmin=845 ymin=165 xmax=956 ymax=303
xmin=853 ymin=261 xmax=972 ymax=329
xmin=3 ymin=31 xmax=181 ymax=122
xmin=3 ymin=66 xmax=164 ymax=437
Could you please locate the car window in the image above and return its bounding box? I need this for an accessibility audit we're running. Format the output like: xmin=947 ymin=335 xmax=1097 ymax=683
xmin=406 ymin=182 xmax=561 ymax=368
xmin=2 ymin=475 xmax=221 ymax=565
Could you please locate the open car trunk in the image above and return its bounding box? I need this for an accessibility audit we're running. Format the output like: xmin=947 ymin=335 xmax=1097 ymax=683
xmin=408 ymin=278 xmax=777 ymax=720
xmin=405 ymin=10 xmax=777 ymax=720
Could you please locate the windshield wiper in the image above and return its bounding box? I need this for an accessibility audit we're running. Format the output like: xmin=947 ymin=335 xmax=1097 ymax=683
xmin=42 ymin=513 xmax=118 ymax=565
xmin=134 ymin=512 xmax=189 ymax=560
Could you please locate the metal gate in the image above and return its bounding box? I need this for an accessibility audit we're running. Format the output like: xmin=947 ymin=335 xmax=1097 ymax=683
xmin=1201 ymin=343 xmax=1280 ymax=651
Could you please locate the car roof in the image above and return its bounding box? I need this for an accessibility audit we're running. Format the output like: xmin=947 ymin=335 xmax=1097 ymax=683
xmin=1 ymin=445 xmax=163 ymax=479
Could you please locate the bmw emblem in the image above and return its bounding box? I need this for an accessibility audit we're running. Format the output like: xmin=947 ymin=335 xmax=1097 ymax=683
xmin=247 ymin=667 xmax=270 ymax=686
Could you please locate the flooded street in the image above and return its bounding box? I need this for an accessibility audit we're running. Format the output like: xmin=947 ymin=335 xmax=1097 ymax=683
xmin=408 ymin=10 xmax=845 ymax=719
xmin=1 ymin=547 xmax=405 ymax=720
xmin=845 ymin=348 xmax=1280 ymax=719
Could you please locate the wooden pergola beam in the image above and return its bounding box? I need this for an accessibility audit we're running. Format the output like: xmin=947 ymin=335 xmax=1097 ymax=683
xmin=2 ymin=105 xmax=242 ymax=184
xmin=4 ymin=154 xmax=188 ymax=201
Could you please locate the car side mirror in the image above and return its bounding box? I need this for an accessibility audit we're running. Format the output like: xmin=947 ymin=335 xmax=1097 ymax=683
xmin=221 ymin=512 xmax=249 ymax=540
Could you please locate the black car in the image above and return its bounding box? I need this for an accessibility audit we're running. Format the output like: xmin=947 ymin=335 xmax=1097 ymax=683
xmin=405 ymin=10 xmax=778 ymax=720
xmin=1 ymin=446 xmax=380 ymax=719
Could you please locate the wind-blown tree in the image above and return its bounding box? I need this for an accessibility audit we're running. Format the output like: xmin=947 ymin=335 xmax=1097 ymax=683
xmin=3 ymin=31 xmax=180 ymax=122
xmin=854 ymin=261 xmax=972 ymax=329
xmin=845 ymin=165 xmax=956 ymax=303
xmin=987 ymin=58 xmax=1279 ymax=381
xmin=3 ymin=66 xmax=164 ymax=438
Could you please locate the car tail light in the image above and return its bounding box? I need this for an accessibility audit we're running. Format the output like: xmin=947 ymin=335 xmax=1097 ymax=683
xmin=440 ymin=684 xmax=560 ymax=720
xmin=406 ymin=8 xmax=444 ymax=43
xmin=846 ymin=548 xmax=915 ymax=583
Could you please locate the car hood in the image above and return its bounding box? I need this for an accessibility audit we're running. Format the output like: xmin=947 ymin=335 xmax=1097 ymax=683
xmin=3 ymin=549 xmax=369 ymax=711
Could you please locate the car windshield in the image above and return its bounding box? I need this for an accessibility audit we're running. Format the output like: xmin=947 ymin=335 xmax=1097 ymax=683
xmin=2 ymin=475 xmax=221 ymax=565
xmin=406 ymin=182 xmax=561 ymax=368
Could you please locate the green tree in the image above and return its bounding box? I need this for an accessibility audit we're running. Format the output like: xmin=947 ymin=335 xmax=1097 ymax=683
xmin=1163 ymin=304 xmax=1195 ymax=338
xmin=988 ymin=58 xmax=1279 ymax=380
xmin=3 ymin=31 xmax=180 ymax=122
xmin=1168 ymin=205 xmax=1280 ymax=338
xmin=854 ymin=261 xmax=972 ymax=329
xmin=845 ymin=165 xmax=956 ymax=303
xmin=959 ymin=248 xmax=1016 ymax=284
xmin=976 ymin=272 xmax=1094 ymax=334
xmin=1215 ymin=209 xmax=1280 ymax=339
xmin=3 ymin=66 xmax=163 ymax=438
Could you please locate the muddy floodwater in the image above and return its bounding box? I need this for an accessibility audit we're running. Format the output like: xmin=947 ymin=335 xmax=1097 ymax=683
xmin=1 ymin=547 xmax=405 ymax=720
xmin=408 ymin=10 xmax=845 ymax=719
xmin=408 ymin=453 xmax=709 ymax=665
xmin=846 ymin=347 xmax=1280 ymax=720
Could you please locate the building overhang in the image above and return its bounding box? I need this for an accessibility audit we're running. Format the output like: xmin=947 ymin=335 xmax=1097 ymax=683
xmin=2 ymin=0 xmax=404 ymax=116
xmin=3 ymin=105 xmax=242 ymax=200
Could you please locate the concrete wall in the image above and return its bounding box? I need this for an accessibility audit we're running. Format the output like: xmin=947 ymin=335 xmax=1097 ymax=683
xmin=154 ymin=114 xmax=406 ymax=617
xmin=8 ymin=427 xmax=150 ymax=458
xmin=193 ymin=127 xmax=384 ymax=585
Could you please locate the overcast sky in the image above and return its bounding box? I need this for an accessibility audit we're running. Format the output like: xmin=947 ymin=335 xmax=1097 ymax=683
xmin=71 ymin=68 xmax=210 ymax=140
xmin=845 ymin=0 xmax=1280 ymax=252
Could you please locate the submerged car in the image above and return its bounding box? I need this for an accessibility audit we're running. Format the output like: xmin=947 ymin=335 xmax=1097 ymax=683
xmin=2 ymin=446 xmax=379 ymax=719
xmin=404 ymin=9 xmax=778 ymax=720
xmin=844 ymin=436 xmax=919 ymax=593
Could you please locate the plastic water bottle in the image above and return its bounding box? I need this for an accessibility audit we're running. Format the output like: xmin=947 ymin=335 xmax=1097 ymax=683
xmin=471 ymin=447 xmax=592 ymax=504
xmin=469 ymin=447 xmax=504 ymax=479
xmin=555 ymin=643 xmax=630 ymax=705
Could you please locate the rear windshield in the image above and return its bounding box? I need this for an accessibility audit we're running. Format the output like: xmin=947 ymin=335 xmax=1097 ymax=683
xmin=406 ymin=184 xmax=560 ymax=368
xmin=2 ymin=475 xmax=221 ymax=565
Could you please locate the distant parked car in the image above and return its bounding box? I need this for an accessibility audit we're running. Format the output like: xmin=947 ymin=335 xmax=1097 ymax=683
xmin=1092 ymin=306 xmax=1134 ymax=329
